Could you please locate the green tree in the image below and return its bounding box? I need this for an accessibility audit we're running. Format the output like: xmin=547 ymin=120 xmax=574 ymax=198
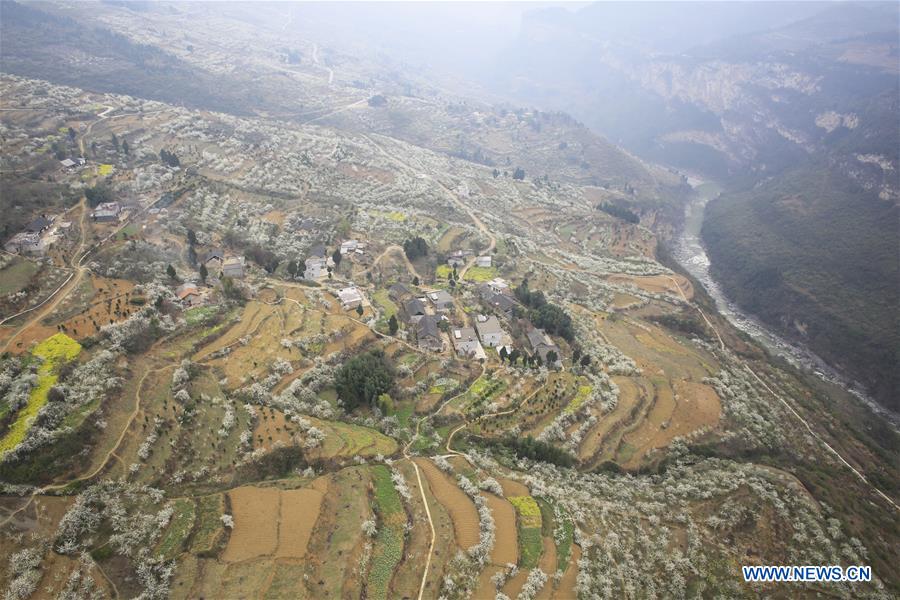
xmin=287 ymin=260 xmax=298 ymax=279
xmin=412 ymin=276 xmax=420 ymax=286
xmin=187 ymin=228 xmax=197 ymax=246
xmin=332 ymin=249 xmax=342 ymax=267
xmin=499 ymin=346 xmax=509 ymax=362
xmin=84 ymin=184 xmax=114 ymax=208
xmin=122 ymin=139 xmax=129 ymax=156
xmin=437 ymin=319 xmax=450 ymax=333
xmin=334 ymin=350 xmax=395 ymax=410
xmin=402 ymin=236 xmax=429 ymax=260
xmin=111 ymin=133 xmax=119 ymax=152
xmin=509 ymin=349 xmax=521 ymax=365
xmin=388 ymin=314 xmax=399 ymax=335
xmin=199 ymin=263 xmax=208 ymax=284
xmin=513 ymin=167 xmax=525 ymax=180
xmin=356 ymin=304 xmax=364 ymax=317
xmin=546 ymin=350 xmax=558 ymax=366
xmin=166 ymin=264 xmax=176 ymax=280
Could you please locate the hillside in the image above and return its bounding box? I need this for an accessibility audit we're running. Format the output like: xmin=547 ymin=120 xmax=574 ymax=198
xmin=703 ymin=165 xmax=899 ymax=409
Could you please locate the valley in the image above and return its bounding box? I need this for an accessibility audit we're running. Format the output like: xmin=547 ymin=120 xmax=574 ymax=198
xmin=0 ymin=2 xmax=897 ymax=599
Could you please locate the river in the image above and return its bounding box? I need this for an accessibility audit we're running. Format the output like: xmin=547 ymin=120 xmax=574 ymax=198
xmin=671 ymin=180 xmax=896 ymax=424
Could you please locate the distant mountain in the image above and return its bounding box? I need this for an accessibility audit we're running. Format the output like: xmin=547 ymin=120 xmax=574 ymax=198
xmin=482 ymin=2 xmax=899 ymax=409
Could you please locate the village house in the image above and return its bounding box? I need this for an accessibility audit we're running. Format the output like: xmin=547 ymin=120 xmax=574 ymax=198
xmin=476 ymin=255 xmax=492 ymax=268
xmin=338 ymin=286 xmax=364 ymax=310
xmin=304 ymin=256 xmax=326 ymax=280
xmin=176 ymin=282 xmax=202 ymax=307
xmin=340 ymin=239 xmax=359 ymax=254
xmin=203 ymin=248 xmax=224 ymax=269
xmin=428 ymin=290 xmax=455 ymax=313
xmin=59 ymin=158 xmax=76 ymax=169
xmin=527 ymin=328 xmax=562 ymax=367
xmin=477 ymin=284 xmax=517 ymax=317
xmin=447 ymin=250 xmax=467 ymax=268
xmin=487 ymin=277 xmax=509 ymax=294
xmin=453 ymin=326 xmax=486 ymax=360
xmin=416 ymin=315 xmax=445 ymax=352
xmin=23 ymin=216 xmax=53 ymax=235
xmin=222 ymin=256 xmax=245 ymax=279
xmin=403 ymin=297 xmax=426 ymax=323
xmin=297 ymin=218 xmax=317 ymax=233
xmin=388 ymin=282 xmax=411 ymax=302
xmin=91 ymin=202 xmax=121 ymax=223
xmin=475 ymin=314 xmax=506 ymax=348
xmin=4 ymin=232 xmax=44 ymax=255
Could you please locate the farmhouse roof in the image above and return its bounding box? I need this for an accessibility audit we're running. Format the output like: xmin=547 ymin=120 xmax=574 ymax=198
xmin=24 ymin=216 xmax=52 ymax=233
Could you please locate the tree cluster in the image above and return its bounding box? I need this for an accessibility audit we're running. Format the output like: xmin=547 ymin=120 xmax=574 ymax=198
xmin=85 ymin=184 xmax=114 ymax=208
xmin=402 ymin=236 xmax=429 ymax=261
xmin=334 ymin=350 xmax=395 ymax=411
xmin=159 ymin=149 xmax=180 ymax=168
xmin=515 ymin=280 xmax=574 ymax=342
xmin=597 ymin=202 xmax=640 ymax=224
xmin=490 ymin=435 xmax=575 ymax=467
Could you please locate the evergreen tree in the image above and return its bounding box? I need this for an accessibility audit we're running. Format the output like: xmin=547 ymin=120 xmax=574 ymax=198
xmin=166 ymin=264 xmax=176 ymax=280
xmin=199 ymin=263 xmax=208 ymax=284
xmin=388 ymin=314 xmax=399 ymax=335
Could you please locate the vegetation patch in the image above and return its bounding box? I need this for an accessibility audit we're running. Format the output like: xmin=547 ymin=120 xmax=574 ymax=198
xmin=155 ymin=498 xmax=195 ymax=560
xmin=189 ymin=494 xmax=226 ymax=556
xmin=0 ymin=257 xmax=39 ymax=295
xmin=509 ymin=496 xmax=543 ymax=570
xmin=564 ymin=382 xmax=593 ymax=415
xmin=462 ymin=265 xmax=498 ymax=282
xmin=0 ymin=333 xmax=81 ymax=456
xmin=435 ymin=264 xmax=452 ymax=279
xmin=367 ymin=465 xmax=405 ymax=600
xmin=372 ymin=289 xmax=398 ymax=318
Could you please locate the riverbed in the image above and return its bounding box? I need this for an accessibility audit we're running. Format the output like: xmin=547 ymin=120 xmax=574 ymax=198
xmin=672 ymin=181 xmax=895 ymax=423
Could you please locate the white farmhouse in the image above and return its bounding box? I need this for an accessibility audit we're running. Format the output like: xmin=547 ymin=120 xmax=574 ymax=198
xmin=475 ymin=314 xmax=506 ymax=348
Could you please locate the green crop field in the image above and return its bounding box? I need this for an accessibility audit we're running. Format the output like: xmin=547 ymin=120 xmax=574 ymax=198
xmin=0 ymin=334 xmax=81 ymax=457
xmin=368 ymin=465 xmax=405 ymax=599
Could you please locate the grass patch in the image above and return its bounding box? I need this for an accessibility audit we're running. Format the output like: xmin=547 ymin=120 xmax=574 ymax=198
xmin=97 ymin=164 xmax=113 ymax=176
xmin=0 ymin=258 xmax=39 ymax=295
xmin=116 ymin=224 xmax=139 ymax=239
xmin=184 ymin=305 xmax=219 ymax=326
xmin=155 ymin=499 xmax=195 ymax=560
xmin=372 ymin=289 xmax=398 ymax=318
xmin=190 ymin=494 xmax=225 ymax=556
xmin=462 ymin=266 xmax=498 ymax=282
xmin=435 ymin=264 xmax=452 ymax=279
xmin=0 ymin=333 xmax=81 ymax=456
xmin=368 ymin=465 xmax=405 ymax=600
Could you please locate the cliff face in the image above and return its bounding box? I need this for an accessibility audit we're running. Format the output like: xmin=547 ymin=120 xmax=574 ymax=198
xmin=492 ymin=3 xmax=898 ymax=197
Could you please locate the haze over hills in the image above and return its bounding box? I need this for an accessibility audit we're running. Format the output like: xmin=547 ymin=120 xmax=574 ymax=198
xmin=472 ymin=1 xmax=900 ymax=411
xmin=0 ymin=2 xmax=898 ymax=598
